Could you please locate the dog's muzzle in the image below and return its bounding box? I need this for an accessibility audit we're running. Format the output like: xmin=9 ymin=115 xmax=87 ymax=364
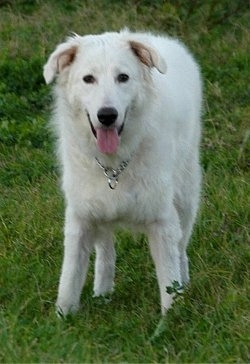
xmin=86 ymin=111 xmax=124 ymax=139
xmin=86 ymin=110 xmax=125 ymax=154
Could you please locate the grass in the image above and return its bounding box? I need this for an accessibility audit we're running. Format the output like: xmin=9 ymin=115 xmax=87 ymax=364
xmin=0 ymin=0 xmax=249 ymax=362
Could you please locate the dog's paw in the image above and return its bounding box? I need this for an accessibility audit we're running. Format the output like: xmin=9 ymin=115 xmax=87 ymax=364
xmin=55 ymin=301 xmax=79 ymax=318
xmin=93 ymin=282 xmax=114 ymax=298
xmin=93 ymin=292 xmax=112 ymax=305
xmin=56 ymin=304 xmax=67 ymax=319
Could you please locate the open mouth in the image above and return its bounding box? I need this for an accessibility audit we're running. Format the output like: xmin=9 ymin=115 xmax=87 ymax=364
xmin=87 ymin=112 xmax=124 ymax=154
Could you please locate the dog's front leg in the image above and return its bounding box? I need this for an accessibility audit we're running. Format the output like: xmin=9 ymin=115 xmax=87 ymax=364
xmin=93 ymin=234 xmax=116 ymax=297
xmin=56 ymin=207 xmax=93 ymax=317
xmin=147 ymin=211 xmax=182 ymax=315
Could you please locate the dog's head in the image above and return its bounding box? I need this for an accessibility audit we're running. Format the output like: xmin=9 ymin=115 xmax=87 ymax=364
xmin=43 ymin=31 xmax=166 ymax=155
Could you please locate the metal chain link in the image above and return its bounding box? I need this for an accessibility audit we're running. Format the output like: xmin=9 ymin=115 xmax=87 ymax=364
xmin=95 ymin=157 xmax=130 ymax=189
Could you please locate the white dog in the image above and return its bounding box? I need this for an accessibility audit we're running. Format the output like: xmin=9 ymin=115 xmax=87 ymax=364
xmin=43 ymin=29 xmax=202 ymax=316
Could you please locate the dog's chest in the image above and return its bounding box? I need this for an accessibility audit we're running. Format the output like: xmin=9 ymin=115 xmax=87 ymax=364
xmin=63 ymin=151 xmax=168 ymax=227
xmin=68 ymin=173 xmax=162 ymax=227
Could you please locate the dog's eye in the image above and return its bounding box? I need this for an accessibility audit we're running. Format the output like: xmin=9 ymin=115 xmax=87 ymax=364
xmin=117 ymin=73 xmax=129 ymax=83
xmin=83 ymin=75 xmax=96 ymax=84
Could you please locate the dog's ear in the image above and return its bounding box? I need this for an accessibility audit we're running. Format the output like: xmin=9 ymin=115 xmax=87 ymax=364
xmin=129 ymin=40 xmax=167 ymax=74
xmin=43 ymin=41 xmax=78 ymax=84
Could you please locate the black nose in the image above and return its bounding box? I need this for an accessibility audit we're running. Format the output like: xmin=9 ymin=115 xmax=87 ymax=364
xmin=97 ymin=107 xmax=118 ymax=126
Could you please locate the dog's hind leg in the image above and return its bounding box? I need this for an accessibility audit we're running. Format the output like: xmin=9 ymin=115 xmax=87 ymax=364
xmin=174 ymin=202 xmax=195 ymax=285
xmin=93 ymin=232 xmax=116 ymax=297
xmin=56 ymin=207 xmax=94 ymax=317
xmin=175 ymin=162 xmax=201 ymax=285
xmin=147 ymin=208 xmax=183 ymax=314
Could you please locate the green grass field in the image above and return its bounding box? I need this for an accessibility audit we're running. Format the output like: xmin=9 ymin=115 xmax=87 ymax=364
xmin=0 ymin=1 xmax=249 ymax=362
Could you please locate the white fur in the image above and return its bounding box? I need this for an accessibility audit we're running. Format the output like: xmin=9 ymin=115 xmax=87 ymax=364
xmin=43 ymin=30 xmax=202 ymax=316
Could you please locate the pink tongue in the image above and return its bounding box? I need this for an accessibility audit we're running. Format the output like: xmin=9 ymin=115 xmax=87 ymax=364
xmin=96 ymin=128 xmax=120 ymax=154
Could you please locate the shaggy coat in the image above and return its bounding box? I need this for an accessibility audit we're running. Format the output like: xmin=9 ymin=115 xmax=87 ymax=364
xmin=43 ymin=30 xmax=202 ymax=316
